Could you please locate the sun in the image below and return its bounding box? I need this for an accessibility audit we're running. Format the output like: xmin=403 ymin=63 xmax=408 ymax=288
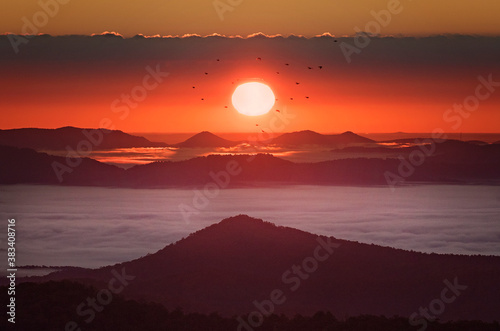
xmin=232 ymin=82 xmax=275 ymax=116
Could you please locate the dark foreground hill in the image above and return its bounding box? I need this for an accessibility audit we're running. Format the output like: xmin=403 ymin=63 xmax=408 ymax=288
xmin=27 ymin=215 xmax=500 ymax=323
xmin=2 ymin=281 xmax=499 ymax=331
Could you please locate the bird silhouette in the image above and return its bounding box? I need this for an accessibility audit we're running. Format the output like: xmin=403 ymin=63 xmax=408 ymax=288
xmin=276 ymin=109 xmax=281 ymax=113
xmin=204 ymin=72 xmax=208 ymax=75
xmin=308 ymin=67 xmax=312 ymax=70
xmin=256 ymin=57 xmax=262 ymax=61
xmin=201 ymin=98 xmax=205 ymax=101
xmin=276 ymin=72 xmax=280 ymax=74
xmin=256 ymin=124 xmax=259 ymax=126
xmin=318 ymin=66 xmax=323 ymax=69
xmin=285 ymin=63 xmax=289 ymax=66
xmin=290 ymin=97 xmax=294 ymax=100
xmin=296 ymin=82 xmax=300 ymax=85
xmin=216 ymin=59 xmax=220 ymax=61
xmin=224 ymin=106 xmax=228 ymax=108
xmin=305 ymin=96 xmax=310 ymax=99
xmin=192 ymin=86 xmax=196 ymax=89
xmin=261 ymin=129 xmax=265 ymax=133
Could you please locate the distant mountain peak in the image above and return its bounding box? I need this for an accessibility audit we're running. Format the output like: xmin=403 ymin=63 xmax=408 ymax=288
xmin=176 ymin=131 xmax=239 ymax=148
xmin=272 ymin=130 xmax=374 ymax=146
xmin=288 ymin=130 xmax=325 ymax=137
xmin=296 ymin=129 xmax=321 ymax=134
xmin=195 ymin=131 xmax=219 ymax=137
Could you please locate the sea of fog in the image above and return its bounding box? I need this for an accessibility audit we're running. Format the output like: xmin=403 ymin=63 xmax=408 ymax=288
xmin=1 ymin=184 xmax=499 ymax=270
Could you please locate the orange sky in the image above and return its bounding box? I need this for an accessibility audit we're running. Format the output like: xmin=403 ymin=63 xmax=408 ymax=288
xmin=1 ymin=2 xmax=500 ymax=134
xmin=1 ymin=42 xmax=499 ymax=133
xmin=2 ymin=0 xmax=500 ymax=37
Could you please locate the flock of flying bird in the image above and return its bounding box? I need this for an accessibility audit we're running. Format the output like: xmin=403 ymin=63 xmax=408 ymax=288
xmin=192 ymin=57 xmax=325 ymax=103
xmin=191 ymin=56 xmax=327 ymax=132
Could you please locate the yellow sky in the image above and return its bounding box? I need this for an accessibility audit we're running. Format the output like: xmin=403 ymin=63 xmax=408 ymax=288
xmin=2 ymin=0 xmax=500 ymax=37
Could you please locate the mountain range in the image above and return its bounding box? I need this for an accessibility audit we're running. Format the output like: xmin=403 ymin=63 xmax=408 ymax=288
xmin=0 ymin=127 xmax=375 ymax=150
xmin=271 ymin=130 xmax=374 ymax=146
xmin=3 ymin=127 xmax=499 ymax=153
xmin=2 ymin=139 xmax=500 ymax=186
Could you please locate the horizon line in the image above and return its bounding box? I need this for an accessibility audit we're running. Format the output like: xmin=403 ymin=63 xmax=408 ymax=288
xmin=2 ymin=126 xmax=500 ymax=135
xmin=3 ymin=31 xmax=500 ymax=40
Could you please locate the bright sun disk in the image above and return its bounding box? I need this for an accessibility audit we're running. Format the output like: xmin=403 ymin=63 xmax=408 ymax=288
xmin=232 ymin=82 xmax=275 ymax=116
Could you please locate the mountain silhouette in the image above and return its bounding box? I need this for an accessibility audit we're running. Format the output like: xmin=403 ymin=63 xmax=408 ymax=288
xmin=271 ymin=130 xmax=329 ymax=145
xmin=336 ymin=139 xmax=500 ymax=157
xmin=31 ymin=215 xmax=500 ymax=321
xmin=2 ymin=143 xmax=500 ymax=186
xmin=0 ymin=127 xmax=167 ymax=150
xmin=125 ymin=154 xmax=396 ymax=186
xmin=271 ymin=130 xmax=374 ymax=146
xmin=175 ymin=131 xmax=240 ymax=148
xmin=334 ymin=131 xmax=375 ymax=144
xmin=465 ymin=140 xmax=488 ymax=145
xmin=0 ymin=145 xmax=123 ymax=185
